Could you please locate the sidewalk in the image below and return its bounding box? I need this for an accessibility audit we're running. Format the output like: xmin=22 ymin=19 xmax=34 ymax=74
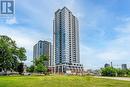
xmin=95 ymin=76 xmax=130 ymax=81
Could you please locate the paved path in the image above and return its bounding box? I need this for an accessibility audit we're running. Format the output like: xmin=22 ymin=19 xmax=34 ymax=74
xmin=95 ymin=76 xmax=130 ymax=81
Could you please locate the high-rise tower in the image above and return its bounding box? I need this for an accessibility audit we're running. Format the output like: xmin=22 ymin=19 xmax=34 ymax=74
xmin=33 ymin=40 xmax=52 ymax=66
xmin=53 ymin=7 xmax=83 ymax=73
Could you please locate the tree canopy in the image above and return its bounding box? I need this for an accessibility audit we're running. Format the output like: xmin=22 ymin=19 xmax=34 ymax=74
xmin=101 ymin=67 xmax=117 ymax=76
xmin=34 ymin=55 xmax=48 ymax=66
xmin=33 ymin=55 xmax=48 ymax=74
xmin=101 ymin=67 xmax=130 ymax=77
xmin=0 ymin=35 xmax=27 ymax=72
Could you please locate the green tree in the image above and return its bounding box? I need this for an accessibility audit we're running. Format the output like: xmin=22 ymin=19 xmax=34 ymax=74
xmin=116 ymin=68 xmax=127 ymax=77
xmin=0 ymin=35 xmax=27 ymax=73
xmin=127 ymin=69 xmax=130 ymax=76
xmin=34 ymin=55 xmax=48 ymax=66
xmin=27 ymin=65 xmax=35 ymax=72
xmin=34 ymin=55 xmax=48 ymax=74
xmin=17 ymin=47 xmax=27 ymax=61
xmin=101 ymin=67 xmax=117 ymax=76
xmin=34 ymin=63 xmax=47 ymax=73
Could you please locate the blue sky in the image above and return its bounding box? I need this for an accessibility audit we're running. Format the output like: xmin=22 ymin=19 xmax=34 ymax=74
xmin=0 ymin=0 xmax=130 ymax=69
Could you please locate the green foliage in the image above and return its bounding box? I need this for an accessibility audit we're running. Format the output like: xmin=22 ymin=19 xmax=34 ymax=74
xmin=34 ymin=63 xmax=47 ymax=73
xmin=101 ymin=67 xmax=117 ymax=76
xmin=17 ymin=47 xmax=26 ymax=61
xmin=101 ymin=67 xmax=130 ymax=77
xmin=127 ymin=71 xmax=130 ymax=76
xmin=0 ymin=35 xmax=27 ymax=72
xmin=125 ymin=69 xmax=130 ymax=77
xmin=27 ymin=65 xmax=35 ymax=72
xmin=17 ymin=63 xmax=24 ymax=74
xmin=34 ymin=55 xmax=48 ymax=66
xmin=33 ymin=55 xmax=48 ymax=74
xmin=116 ymin=68 xmax=127 ymax=77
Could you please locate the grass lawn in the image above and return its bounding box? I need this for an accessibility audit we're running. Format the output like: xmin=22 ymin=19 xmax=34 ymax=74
xmin=0 ymin=75 xmax=130 ymax=87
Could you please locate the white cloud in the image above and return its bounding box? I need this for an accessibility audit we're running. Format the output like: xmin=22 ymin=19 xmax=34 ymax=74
xmin=80 ymin=18 xmax=130 ymax=69
xmin=15 ymin=0 xmax=84 ymax=31
xmin=0 ymin=25 xmax=51 ymax=66
xmin=80 ymin=43 xmax=102 ymax=69
xmin=0 ymin=26 xmax=34 ymax=50
xmin=97 ymin=20 xmax=130 ymax=61
xmin=6 ymin=17 xmax=17 ymax=24
xmin=0 ymin=0 xmax=84 ymax=66
xmin=1 ymin=0 xmax=130 ymax=69
xmin=97 ymin=50 xmax=129 ymax=61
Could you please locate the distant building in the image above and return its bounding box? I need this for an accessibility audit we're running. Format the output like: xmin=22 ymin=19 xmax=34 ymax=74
xmin=50 ymin=44 xmax=54 ymax=66
xmin=110 ymin=62 xmax=113 ymax=67
xmin=53 ymin=7 xmax=83 ymax=74
xmin=85 ymin=69 xmax=101 ymax=76
xmin=33 ymin=40 xmax=53 ymax=66
xmin=104 ymin=63 xmax=110 ymax=68
xmin=122 ymin=64 xmax=127 ymax=69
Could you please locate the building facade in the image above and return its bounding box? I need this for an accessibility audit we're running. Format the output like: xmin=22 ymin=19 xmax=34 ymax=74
xmin=33 ymin=40 xmax=53 ymax=66
xmin=104 ymin=63 xmax=110 ymax=68
xmin=53 ymin=7 xmax=83 ymax=74
xmin=121 ymin=64 xmax=127 ymax=70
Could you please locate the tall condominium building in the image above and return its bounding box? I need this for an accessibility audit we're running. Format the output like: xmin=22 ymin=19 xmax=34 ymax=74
xmin=33 ymin=40 xmax=53 ymax=66
xmin=53 ymin=7 xmax=83 ymax=73
xmin=121 ymin=64 xmax=127 ymax=70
